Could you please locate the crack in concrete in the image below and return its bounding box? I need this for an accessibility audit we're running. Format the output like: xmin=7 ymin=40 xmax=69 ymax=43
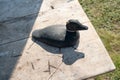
xmin=0 ymin=36 xmax=30 ymax=46
xmin=0 ymin=12 xmax=39 ymax=24
xmin=48 ymin=62 xmax=63 ymax=80
xmin=31 ymin=62 xmax=35 ymax=70
xmin=27 ymin=42 xmax=34 ymax=50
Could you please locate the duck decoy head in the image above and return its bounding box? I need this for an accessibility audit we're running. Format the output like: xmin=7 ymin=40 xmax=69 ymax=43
xmin=66 ymin=19 xmax=88 ymax=32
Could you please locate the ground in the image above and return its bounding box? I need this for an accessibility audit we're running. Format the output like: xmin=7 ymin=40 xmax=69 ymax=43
xmin=0 ymin=0 xmax=116 ymax=80
xmin=79 ymin=0 xmax=120 ymax=79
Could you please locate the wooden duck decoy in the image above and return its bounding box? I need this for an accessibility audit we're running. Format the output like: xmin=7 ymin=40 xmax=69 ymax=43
xmin=32 ymin=19 xmax=88 ymax=48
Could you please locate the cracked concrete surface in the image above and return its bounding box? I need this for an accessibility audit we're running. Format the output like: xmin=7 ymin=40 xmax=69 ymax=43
xmin=0 ymin=0 xmax=115 ymax=80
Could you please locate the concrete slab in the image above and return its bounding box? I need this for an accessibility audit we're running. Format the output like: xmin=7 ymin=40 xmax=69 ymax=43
xmin=0 ymin=0 xmax=76 ymax=22
xmin=0 ymin=0 xmax=115 ymax=80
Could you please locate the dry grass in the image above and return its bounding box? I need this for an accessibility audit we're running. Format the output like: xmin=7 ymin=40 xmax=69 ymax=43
xmin=79 ymin=0 xmax=120 ymax=79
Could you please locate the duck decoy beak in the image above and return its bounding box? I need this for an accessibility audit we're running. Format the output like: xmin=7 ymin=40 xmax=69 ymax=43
xmin=79 ymin=25 xmax=88 ymax=30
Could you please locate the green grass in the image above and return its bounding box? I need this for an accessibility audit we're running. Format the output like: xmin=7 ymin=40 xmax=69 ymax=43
xmin=79 ymin=0 xmax=120 ymax=80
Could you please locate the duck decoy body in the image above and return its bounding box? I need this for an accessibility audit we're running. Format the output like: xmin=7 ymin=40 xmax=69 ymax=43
xmin=32 ymin=19 xmax=88 ymax=48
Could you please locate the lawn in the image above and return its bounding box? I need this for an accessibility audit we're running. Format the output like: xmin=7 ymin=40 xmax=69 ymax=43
xmin=79 ymin=0 xmax=120 ymax=80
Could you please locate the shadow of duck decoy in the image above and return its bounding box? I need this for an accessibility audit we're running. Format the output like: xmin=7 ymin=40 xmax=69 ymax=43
xmin=32 ymin=38 xmax=84 ymax=65
xmin=61 ymin=47 xmax=84 ymax=65
xmin=32 ymin=38 xmax=60 ymax=54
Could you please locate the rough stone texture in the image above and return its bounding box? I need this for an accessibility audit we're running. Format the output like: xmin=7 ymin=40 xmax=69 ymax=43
xmin=0 ymin=0 xmax=115 ymax=80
